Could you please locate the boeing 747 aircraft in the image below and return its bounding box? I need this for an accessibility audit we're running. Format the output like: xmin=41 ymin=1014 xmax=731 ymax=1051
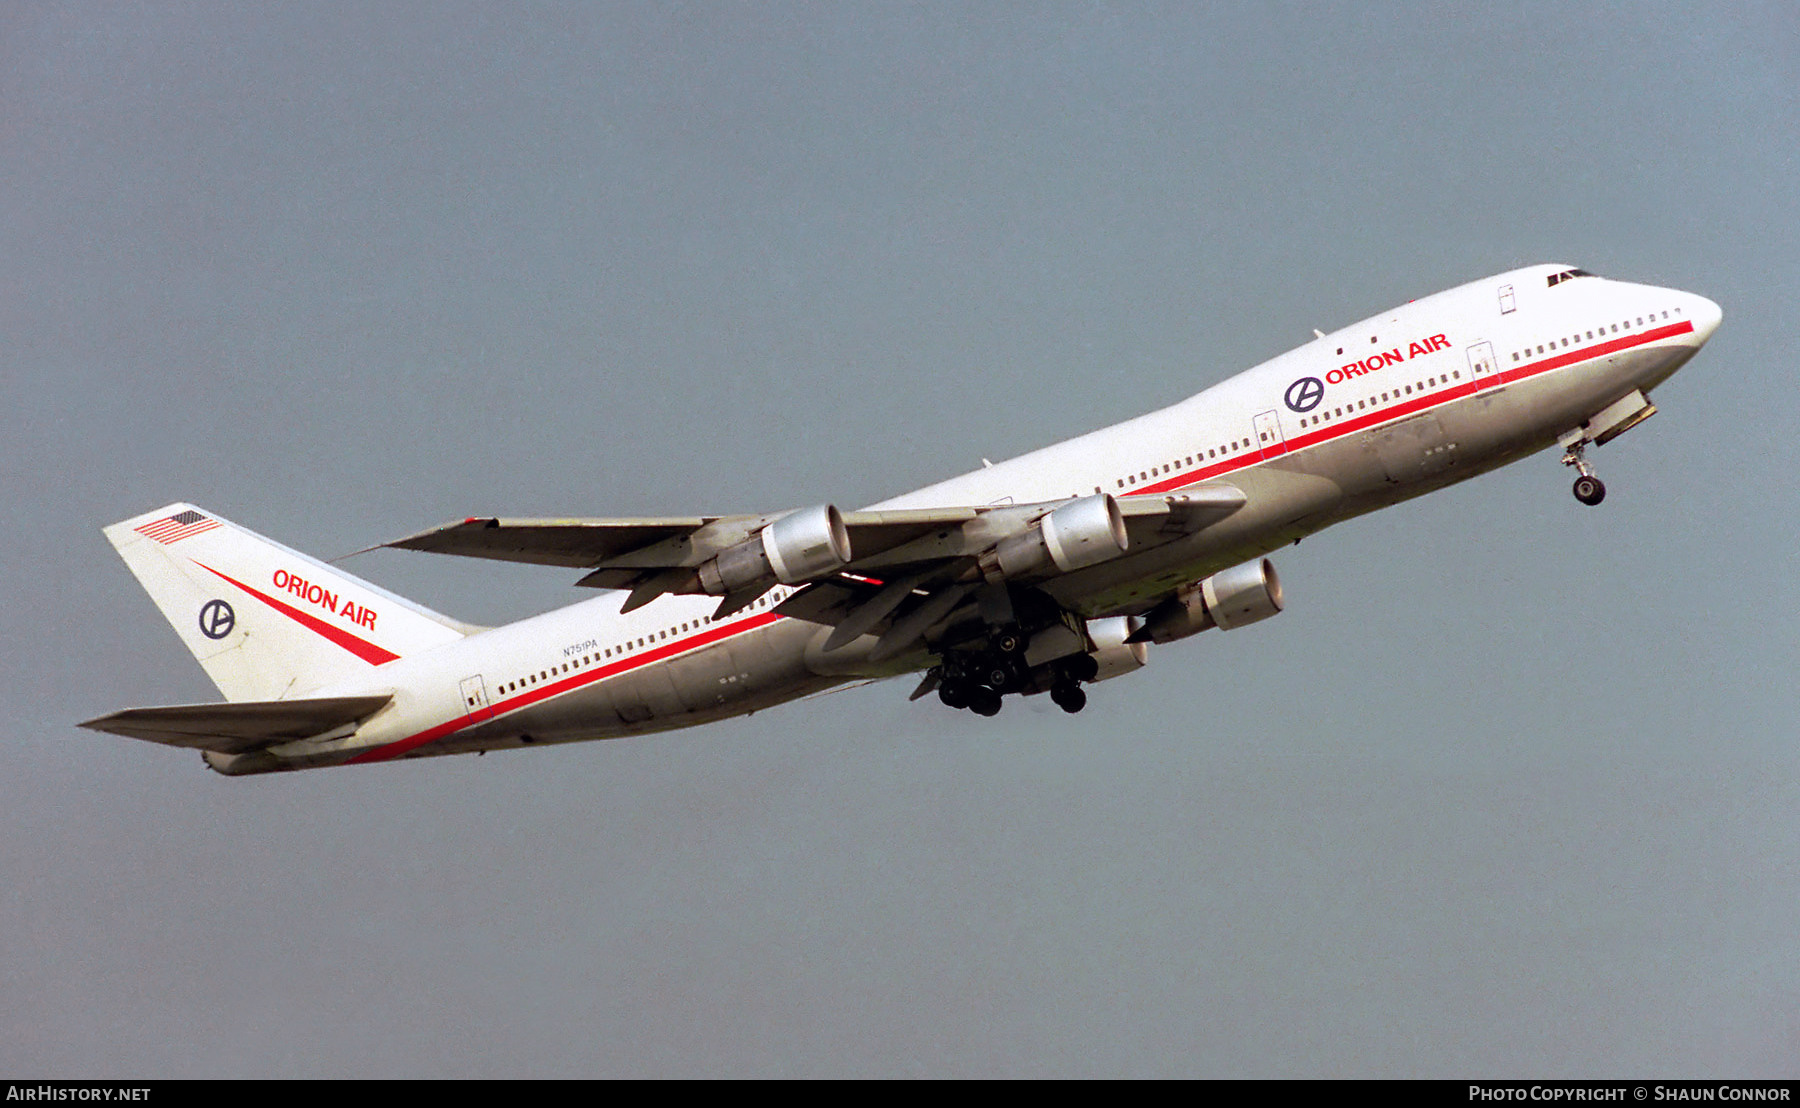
xmin=85 ymin=265 xmax=1722 ymax=775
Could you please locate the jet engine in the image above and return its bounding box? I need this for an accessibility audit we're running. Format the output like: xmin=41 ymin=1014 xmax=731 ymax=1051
xmin=1084 ymin=615 xmax=1148 ymax=682
xmin=697 ymin=504 xmax=852 ymax=596
xmin=982 ymin=493 xmax=1129 ymax=583
xmin=1131 ymin=559 xmax=1284 ymax=644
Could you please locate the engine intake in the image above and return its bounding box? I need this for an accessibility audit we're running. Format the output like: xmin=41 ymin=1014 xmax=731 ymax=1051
xmin=985 ymin=494 xmax=1129 ymax=582
xmin=1085 ymin=615 xmax=1148 ymax=682
xmin=697 ymin=504 xmax=852 ymax=596
xmin=1133 ymin=559 xmax=1284 ymax=644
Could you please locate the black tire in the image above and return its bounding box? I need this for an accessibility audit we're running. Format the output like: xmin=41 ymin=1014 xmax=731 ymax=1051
xmin=1050 ymin=683 xmax=1087 ymax=714
xmin=939 ymin=678 xmax=973 ymax=710
xmin=992 ymin=628 xmax=1027 ymax=656
xmin=1573 ymin=474 xmax=1606 ymax=506
xmin=984 ymin=664 xmax=1017 ymax=692
xmin=969 ymin=686 xmax=1003 ymax=717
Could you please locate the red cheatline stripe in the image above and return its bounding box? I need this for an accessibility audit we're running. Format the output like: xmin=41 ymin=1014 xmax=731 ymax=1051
xmin=347 ymin=609 xmax=785 ymax=764
xmin=193 ymin=562 xmax=401 ymax=666
xmin=1127 ymin=318 xmax=1695 ymax=498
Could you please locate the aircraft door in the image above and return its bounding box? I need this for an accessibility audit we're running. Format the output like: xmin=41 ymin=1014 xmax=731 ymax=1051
xmin=458 ymin=675 xmax=493 ymax=724
xmin=1253 ymin=410 xmax=1286 ymax=458
xmin=1467 ymin=341 xmax=1500 ymax=392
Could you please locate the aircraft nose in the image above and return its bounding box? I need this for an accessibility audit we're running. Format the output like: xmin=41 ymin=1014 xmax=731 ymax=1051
xmin=1687 ymin=293 xmax=1723 ymax=343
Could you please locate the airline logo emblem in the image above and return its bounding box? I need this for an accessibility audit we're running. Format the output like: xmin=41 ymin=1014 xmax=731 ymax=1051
xmin=1285 ymin=377 xmax=1324 ymax=412
xmin=198 ymin=600 xmax=235 ymax=639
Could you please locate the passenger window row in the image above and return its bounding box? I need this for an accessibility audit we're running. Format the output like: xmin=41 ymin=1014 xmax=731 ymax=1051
xmin=1295 ymin=371 xmax=1463 ymax=429
xmin=493 ymin=591 xmax=788 ymax=698
xmin=1509 ymin=306 xmax=1682 ymax=363
xmin=1117 ymin=439 xmax=1250 ymax=488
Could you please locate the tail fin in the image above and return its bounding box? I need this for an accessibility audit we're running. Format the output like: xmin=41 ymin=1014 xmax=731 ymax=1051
xmin=105 ymin=504 xmax=473 ymax=702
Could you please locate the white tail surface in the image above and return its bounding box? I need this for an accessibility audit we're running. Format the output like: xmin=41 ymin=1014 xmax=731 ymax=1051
xmin=105 ymin=504 xmax=471 ymax=702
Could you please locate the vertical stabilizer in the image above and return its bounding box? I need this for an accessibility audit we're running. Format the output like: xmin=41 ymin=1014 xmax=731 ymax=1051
xmin=105 ymin=504 xmax=470 ymax=702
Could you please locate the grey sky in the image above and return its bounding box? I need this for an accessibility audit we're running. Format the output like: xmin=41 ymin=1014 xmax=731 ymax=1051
xmin=4 ymin=2 xmax=1796 ymax=1077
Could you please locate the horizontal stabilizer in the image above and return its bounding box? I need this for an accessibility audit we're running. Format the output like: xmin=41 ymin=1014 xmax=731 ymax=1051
xmin=80 ymin=695 xmax=393 ymax=755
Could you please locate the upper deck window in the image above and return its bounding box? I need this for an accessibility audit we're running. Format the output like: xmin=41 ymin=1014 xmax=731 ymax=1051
xmin=1546 ymin=268 xmax=1595 ymax=287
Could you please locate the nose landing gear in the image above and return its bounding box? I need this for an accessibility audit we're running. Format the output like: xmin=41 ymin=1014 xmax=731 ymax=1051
xmin=1558 ymin=390 xmax=1659 ymax=507
xmin=1563 ymin=441 xmax=1607 ymax=506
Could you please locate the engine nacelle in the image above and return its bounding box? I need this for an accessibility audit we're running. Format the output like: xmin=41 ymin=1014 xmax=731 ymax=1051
xmin=697 ymin=504 xmax=851 ymax=596
xmin=985 ymin=494 xmax=1129 ymax=582
xmin=1134 ymin=559 xmax=1284 ymax=644
xmin=1084 ymin=615 xmax=1148 ymax=682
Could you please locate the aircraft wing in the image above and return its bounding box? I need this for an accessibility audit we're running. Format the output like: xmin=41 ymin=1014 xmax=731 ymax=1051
xmin=384 ymin=507 xmax=986 ymax=579
xmin=80 ymin=695 xmax=393 ymax=755
xmin=386 ymin=490 xmax=1241 ymax=581
xmin=383 ymin=515 xmax=723 ymax=569
xmin=384 ymin=486 xmax=1246 ymax=637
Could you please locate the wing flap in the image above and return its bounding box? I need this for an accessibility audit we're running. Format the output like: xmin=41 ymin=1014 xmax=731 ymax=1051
xmin=772 ymin=576 xmax=875 ymax=625
xmin=80 ymin=695 xmax=393 ymax=755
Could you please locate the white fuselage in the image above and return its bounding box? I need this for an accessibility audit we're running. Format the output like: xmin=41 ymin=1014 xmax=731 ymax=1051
xmin=213 ymin=265 xmax=1721 ymax=773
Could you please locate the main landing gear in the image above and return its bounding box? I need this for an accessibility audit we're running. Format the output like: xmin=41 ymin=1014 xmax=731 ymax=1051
xmin=1561 ymin=441 xmax=1606 ymax=506
xmin=934 ymin=624 xmax=1096 ymax=718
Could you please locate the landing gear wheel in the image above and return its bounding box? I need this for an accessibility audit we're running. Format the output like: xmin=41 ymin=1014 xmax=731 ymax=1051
xmin=991 ymin=627 xmax=1028 ymax=657
xmin=1050 ymin=683 xmax=1087 ymax=714
xmin=1572 ymin=474 xmax=1606 ymax=506
xmin=1561 ymin=438 xmax=1605 ymax=507
xmin=939 ymin=678 xmax=973 ymax=710
xmin=969 ymin=686 xmax=1003 ymax=717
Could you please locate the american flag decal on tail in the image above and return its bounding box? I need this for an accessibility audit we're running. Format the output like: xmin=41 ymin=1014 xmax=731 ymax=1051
xmin=134 ymin=510 xmax=221 ymax=545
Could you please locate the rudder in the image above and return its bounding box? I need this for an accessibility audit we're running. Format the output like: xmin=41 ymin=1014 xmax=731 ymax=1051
xmin=105 ymin=504 xmax=473 ymax=702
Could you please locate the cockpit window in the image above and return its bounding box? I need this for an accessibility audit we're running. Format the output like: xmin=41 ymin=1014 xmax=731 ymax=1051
xmin=1546 ymin=268 xmax=1595 ymax=287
